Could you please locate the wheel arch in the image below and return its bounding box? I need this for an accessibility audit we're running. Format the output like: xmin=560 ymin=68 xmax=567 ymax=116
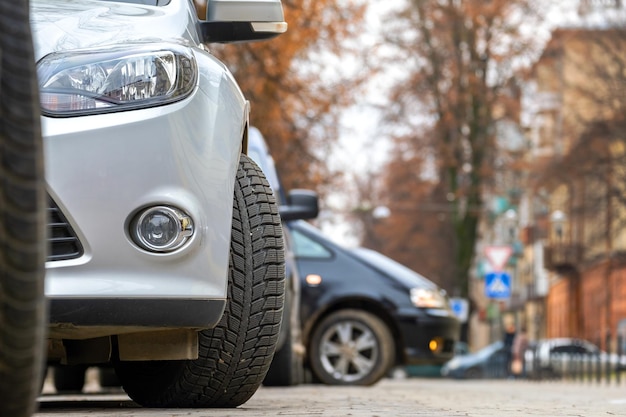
xmin=240 ymin=103 xmax=250 ymax=155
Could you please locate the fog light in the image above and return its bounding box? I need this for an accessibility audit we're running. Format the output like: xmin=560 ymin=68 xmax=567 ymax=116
xmin=131 ymin=206 xmax=193 ymax=252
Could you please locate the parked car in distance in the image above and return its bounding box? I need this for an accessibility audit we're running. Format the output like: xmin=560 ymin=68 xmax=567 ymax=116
xmin=36 ymin=0 xmax=295 ymax=407
xmin=525 ymin=337 xmax=626 ymax=379
xmin=440 ymin=337 xmax=625 ymax=380
xmin=440 ymin=341 xmax=508 ymax=379
xmin=288 ymin=220 xmax=461 ymax=386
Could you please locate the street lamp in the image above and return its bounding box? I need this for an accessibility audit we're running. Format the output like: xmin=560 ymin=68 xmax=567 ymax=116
xmin=372 ymin=205 xmax=391 ymax=220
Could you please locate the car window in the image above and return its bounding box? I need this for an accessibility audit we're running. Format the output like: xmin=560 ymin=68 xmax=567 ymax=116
xmin=291 ymin=229 xmax=332 ymax=259
xmin=550 ymin=346 xmax=570 ymax=354
xmin=551 ymin=345 xmax=588 ymax=355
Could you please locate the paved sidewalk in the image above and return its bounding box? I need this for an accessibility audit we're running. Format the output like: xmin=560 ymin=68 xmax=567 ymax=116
xmin=36 ymin=377 xmax=626 ymax=416
xmin=252 ymin=378 xmax=626 ymax=416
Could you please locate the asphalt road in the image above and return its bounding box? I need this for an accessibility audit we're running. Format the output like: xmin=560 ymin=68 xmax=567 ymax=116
xmin=35 ymin=371 xmax=626 ymax=417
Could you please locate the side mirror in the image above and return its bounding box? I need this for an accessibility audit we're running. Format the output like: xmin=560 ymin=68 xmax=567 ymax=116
xmin=199 ymin=0 xmax=287 ymax=44
xmin=279 ymin=189 xmax=319 ymax=221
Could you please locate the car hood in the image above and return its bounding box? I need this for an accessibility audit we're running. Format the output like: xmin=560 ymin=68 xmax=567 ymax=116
xmin=30 ymin=0 xmax=194 ymax=61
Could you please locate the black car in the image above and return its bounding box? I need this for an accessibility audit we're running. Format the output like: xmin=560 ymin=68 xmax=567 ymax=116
xmin=525 ymin=338 xmax=611 ymax=379
xmin=288 ymin=220 xmax=461 ymax=385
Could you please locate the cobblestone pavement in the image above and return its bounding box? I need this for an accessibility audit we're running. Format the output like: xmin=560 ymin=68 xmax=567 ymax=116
xmin=36 ymin=374 xmax=626 ymax=417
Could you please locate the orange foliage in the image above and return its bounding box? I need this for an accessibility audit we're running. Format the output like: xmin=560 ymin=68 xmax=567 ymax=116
xmin=206 ymin=0 xmax=369 ymax=195
xmin=358 ymin=134 xmax=457 ymax=292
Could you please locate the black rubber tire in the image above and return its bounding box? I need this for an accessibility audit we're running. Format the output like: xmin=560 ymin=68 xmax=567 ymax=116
xmin=53 ymin=365 xmax=87 ymax=393
xmin=0 ymin=1 xmax=48 ymax=417
xmin=309 ymin=309 xmax=394 ymax=386
xmin=113 ymin=154 xmax=285 ymax=407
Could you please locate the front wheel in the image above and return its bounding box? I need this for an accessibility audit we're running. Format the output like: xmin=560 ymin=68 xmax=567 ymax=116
xmin=309 ymin=309 xmax=394 ymax=386
xmin=113 ymin=154 xmax=285 ymax=407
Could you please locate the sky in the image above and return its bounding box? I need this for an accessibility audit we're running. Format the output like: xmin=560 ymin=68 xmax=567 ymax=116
xmin=315 ymin=0 xmax=404 ymax=247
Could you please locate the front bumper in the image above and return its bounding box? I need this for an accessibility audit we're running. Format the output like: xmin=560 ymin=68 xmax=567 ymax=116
xmin=395 ymin=308 xmax=461 ymax=365
xmin=49 ymin=298 xmax=226 ymax=329
xmin=44 ymin=51 xmax=246 ymax=338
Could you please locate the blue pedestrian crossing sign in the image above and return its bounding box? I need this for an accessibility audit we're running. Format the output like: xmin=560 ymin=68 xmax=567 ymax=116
xmin=485 ymin=271 xmax=511 ymax=299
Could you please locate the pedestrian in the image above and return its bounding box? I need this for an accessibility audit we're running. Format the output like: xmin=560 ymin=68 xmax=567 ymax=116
xmin=511 ymin=325 xmax=529 ymax=378
xmin=503 ymin=322 xmax=516 ymax=378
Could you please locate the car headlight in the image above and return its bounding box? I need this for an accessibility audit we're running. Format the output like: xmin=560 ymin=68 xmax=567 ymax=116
xmin=37 ymin=43 xmax=197 ymax=116
xmin=410 ymin=287 xmax=448 ymax=309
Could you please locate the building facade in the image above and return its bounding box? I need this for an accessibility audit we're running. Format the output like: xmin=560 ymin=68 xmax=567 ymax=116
xmin=518 ymin=19 xmax=626 ymax=351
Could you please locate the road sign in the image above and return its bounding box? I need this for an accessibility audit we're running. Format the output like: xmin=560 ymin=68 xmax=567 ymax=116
xmin=449 ymin=297 xmax=469 ymax=323
xmin=485 ymin=271 xmax=511 ymax=299
xmin=484 ymin=245 xmax=513 ymax=271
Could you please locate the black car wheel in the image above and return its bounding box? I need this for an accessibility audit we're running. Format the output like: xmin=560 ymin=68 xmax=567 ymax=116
xmin=309 ymin=309 xmax=394 ymax=386
xmin=0 ymin=1 xmax=47 ymax=416
xmin=113 ymin=154 xmax=285 ymax=407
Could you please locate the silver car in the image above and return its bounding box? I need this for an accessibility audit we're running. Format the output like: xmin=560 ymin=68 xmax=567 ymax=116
xmin=34 ymin=0 xmax=292 ymax=408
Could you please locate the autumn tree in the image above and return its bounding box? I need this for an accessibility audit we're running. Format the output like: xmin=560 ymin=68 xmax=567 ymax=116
xmin=203 ymin=0 xmax=369 ymax=196
xmin=368 ymin=0 xmax=548 ymax=300
xmin=358 ymin=133 xmax=458 ymax=292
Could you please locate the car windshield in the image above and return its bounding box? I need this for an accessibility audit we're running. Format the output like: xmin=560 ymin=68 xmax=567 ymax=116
xmin=350 ymin=247 xmax=438 ymax=290
xmin=291 ymin=228 xmax=333 ymax=258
